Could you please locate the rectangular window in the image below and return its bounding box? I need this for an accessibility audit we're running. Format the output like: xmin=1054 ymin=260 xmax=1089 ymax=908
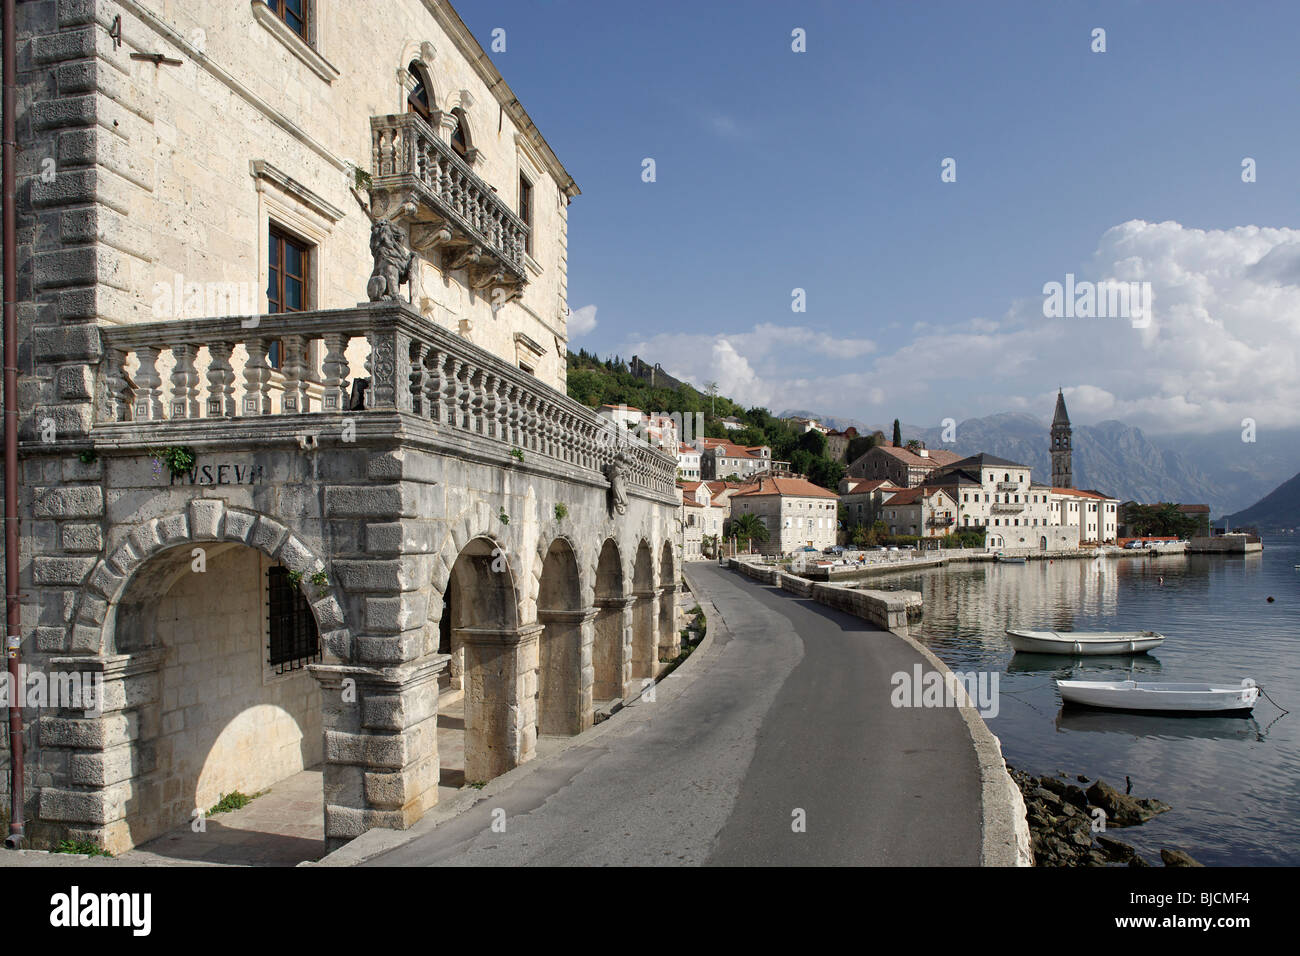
xmin=267 ymin=225 xmax=310 ymax=368
xmin=519 ymin=174 xmax=534 ymax=256
xmin=266 ymin=565 xmax=320 ymax=674
xmin=264 ymin=0 xmax=309 ymax=40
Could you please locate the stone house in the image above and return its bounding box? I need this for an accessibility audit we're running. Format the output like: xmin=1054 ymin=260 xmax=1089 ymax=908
xmin=845 ymin=444 xmax=963 ymax=488
xmin=838 ymin=477 xmax=899 ymax=530
xmin=879 ymin=486 xmax=958 ymax=537
xmin=2 ymin=0 xmax=678 ymax=854
xmin=677 ymin=481 xmax=727 ymax=561
xmin=697 ymin=437 xmax=772 ymax=481
xmin=728 ymin=477 xmax=838 ymax=555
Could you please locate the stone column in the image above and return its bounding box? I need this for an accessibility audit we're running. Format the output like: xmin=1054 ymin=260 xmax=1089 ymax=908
xmin=629 ymin=588 xmax=659 ymax=684
xmin=311 ymin=654 xmax=443 ymax=850
xmin=455 ymin=623 xmax=542 ymax=783
xmin=535 ymin=608 xmax=597 ymax=736
xmin=35 ymin=650 xmax=164 ymax=856
xmin=656 ymin=584 xmax=680 ymax=660
xmin=593 ymin=597 xmax=633 ymax=703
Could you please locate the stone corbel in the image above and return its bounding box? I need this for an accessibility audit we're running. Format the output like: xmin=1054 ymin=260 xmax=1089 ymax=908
xmin=470 ymin=266 xmax=505 ymax=291
xmin=445 ymin=244 xmax=484 ymax=272
xmin=410 ymin=221 xmax=454 ymax=254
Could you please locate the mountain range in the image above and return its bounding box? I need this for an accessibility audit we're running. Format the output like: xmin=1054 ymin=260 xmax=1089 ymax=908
xmin=1224 ymin=471 xmax=1300 ymax=531
xmin=779 ymin=409 xmax=1300 ymax=516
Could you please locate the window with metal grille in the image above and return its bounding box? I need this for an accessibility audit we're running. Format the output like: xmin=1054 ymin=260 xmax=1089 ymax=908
xmin=267 ymin=565 xmax=320 ymax=673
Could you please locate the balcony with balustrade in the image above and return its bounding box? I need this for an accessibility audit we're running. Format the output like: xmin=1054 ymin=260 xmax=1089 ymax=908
xmin=369 ymin=113 xmax=529 ymax=302
xmin=92 ymin=301 xmax=677 ymax=502
xmin=990 ymin=501 xmax=1024 ymax=514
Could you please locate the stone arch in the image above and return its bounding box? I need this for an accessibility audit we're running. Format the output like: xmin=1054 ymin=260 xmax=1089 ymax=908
xmin=438 ymin=533 xmax=525 ymax=784
xmin=629 ymin=539 xmax=657 ymax=681
xmin=536 ymin=537 xmax=588 ymax=736
xmin=95 ymin=517 xmax=339 ymax=852
xmin=591 ymin=538 xmax=627 ymax=703
xmin=76 ymin=500 xmax=347 ymax=661
xmin=396 ymin=40 xmax=439 ymax=114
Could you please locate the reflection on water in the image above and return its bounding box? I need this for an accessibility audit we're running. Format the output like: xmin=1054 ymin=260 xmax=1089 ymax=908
xmin=1055 ymin=709 xmax=1261 ymax=741
xmin=883 ymin=541 xmax=1300 ymax=866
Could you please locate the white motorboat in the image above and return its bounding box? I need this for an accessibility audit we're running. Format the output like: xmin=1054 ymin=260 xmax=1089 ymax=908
xmin=1006 ymin=628 xmax=1165 ymax=655
xmin=1057 ymin=679 xmax=1259 ymax=714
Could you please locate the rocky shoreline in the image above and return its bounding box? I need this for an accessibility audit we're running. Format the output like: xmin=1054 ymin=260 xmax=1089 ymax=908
xmin=1008 ymin=766 xmax=1204 ymax=867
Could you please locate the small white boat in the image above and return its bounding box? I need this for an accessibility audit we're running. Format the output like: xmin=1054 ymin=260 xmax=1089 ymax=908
xmin=1006 ymin=628 xmax=1165 ymax=655
xmin=1057 ymin=679 xmax=1258 ymax=714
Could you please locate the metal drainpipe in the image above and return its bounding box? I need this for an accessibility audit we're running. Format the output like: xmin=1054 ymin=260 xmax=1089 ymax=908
xmin=3 ymin=0 xmax=25 ymax=848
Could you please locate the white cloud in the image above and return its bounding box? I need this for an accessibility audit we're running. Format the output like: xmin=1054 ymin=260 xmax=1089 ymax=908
xmin=568 ymin=304 xmax=598 ymax=338
xmin=628 ymin=220 xmax=1300 ymax=433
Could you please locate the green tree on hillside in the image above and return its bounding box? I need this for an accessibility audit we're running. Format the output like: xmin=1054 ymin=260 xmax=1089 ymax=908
xmin=892 ymin=419 xmax=902 ymax=447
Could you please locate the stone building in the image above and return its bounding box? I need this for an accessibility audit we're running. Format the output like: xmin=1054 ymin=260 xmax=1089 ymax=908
xmin=728 ymin=477 xmax=838 ymax=555
xmin=2 ymin=0 xmax=678 ymax=854
xmin=845 ymin=443 xmax=963 ymax=488
xmin=698 ymin=437 xmax=773 ymax=480
xmin=879 ymin=486 xmax=958 ymax=537
xmin=838 ymin=477 xmax=899 ymax=530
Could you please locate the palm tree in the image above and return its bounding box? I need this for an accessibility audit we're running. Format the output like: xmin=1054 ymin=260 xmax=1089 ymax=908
xmin=729 ymin=513 xmax=769 ymax=552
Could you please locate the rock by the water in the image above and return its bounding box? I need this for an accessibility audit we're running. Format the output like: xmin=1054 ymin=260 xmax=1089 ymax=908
xmin=1086 ymin=779 xmax=1171 ymax=827
xmin=1160 ymin=848 xmax=1203 ymax=867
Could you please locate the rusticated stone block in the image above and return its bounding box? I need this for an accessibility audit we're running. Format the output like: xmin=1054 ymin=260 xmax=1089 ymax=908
xmin=188 ymin=498 xmax=224 ymax=539
xmin=34 ymin=484 xmax=103 ymax=519
xmin=60 ymin=522 xmax=102 ymax=553
xmin=33 ymin=555 xmax=97 ymax=585
xmin=223 ymin=508 xmax=257 ymax=543
xmin=250 ymin=515 xmax=288 ymax=554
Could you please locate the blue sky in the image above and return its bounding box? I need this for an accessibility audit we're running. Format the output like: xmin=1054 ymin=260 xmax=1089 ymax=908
xmin=459 ymin=1 xmax=1300 ymax=435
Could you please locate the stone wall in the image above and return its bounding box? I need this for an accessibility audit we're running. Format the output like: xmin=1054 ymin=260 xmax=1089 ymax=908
xmin=728 ymin=558 xmax=920 ymax=632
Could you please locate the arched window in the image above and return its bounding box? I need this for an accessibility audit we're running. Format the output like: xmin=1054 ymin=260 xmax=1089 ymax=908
xmin=407 ymin=61 xmax=433 ymax=121
xmin=450 ymin=107 xmax=470 ymax=159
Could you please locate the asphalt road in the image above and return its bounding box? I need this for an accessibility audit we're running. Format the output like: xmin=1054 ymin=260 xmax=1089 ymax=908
xmin=363 ymin=562 xmax=983 ymax=866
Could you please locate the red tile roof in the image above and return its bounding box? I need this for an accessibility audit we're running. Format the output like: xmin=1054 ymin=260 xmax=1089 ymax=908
xmin=731 ymin=477 xmax=839 ymax=499
xmin=842 ymin=478 xmax=899 ymax=495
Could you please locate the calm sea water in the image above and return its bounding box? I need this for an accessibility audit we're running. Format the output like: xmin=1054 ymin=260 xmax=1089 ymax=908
xmin=877 ymin=538 xmax=1300 ymax=866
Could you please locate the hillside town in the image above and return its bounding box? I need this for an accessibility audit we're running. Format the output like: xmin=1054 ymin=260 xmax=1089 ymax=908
xmin=602 ymin=389 xmax=1123 ymax=560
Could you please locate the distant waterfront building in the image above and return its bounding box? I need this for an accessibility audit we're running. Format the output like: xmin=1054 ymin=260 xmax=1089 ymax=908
xmin=729 ymin=477 xmax=839 ymax=555
xmin=881 ymin=486 xmax=959 ymax=537
xmin=929 ymin=454 xmax=1054 ymax=531
xmin=1051 ymin=389 xmax=1073 ymax=488
xmin=1049 ymin=488 xmax=1120 ymax=543
xmin=719 ymin=416 xmax=745 ymax=432
xmin=839 ymin=477 xmax=901 ymax=529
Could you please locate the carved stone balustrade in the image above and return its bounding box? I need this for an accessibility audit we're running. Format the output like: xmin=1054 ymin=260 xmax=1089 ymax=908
xmin=95 ymin=302 xmax=677 ymax=501
xmin=370 ymin=112 xmax=529 ymax=300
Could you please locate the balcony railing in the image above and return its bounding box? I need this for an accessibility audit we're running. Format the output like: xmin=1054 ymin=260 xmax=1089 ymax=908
xmin=94 ymin=302 xmax=676 ymax=498
xmin=990 ymin=501 xmax=1024 ymax=514
xmin=927 ymin=514 xmax=955 ymax=526
xmin=996 ymin=481 xmax=1020 ymax=492
xmin=370 ymin=113 xmax=529 ymax=288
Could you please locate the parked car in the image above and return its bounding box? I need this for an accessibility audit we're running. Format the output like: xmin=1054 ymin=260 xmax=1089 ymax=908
xmin=823 ymin=545 xmax=845 ymax=555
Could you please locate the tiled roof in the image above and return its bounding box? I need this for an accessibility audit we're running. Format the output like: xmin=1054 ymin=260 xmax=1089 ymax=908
xmin=862 ymin=445 xmax=964 ymax=468
xmin=841 ymin=478 xmax=898 ymax=495
xmin=731 ymin=477 xmax=839 ymax=499
xmin=884 ymin=486 xmax=956 ymax=506
xmin=700 ymin=438 xmax=767 ymax=460
xmin=947 ymin=453 xmax=1030 ymax=470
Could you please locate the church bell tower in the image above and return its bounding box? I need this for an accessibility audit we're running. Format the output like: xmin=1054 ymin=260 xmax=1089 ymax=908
xmin=1051 ymin=388 xmax=1072 ymax=488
